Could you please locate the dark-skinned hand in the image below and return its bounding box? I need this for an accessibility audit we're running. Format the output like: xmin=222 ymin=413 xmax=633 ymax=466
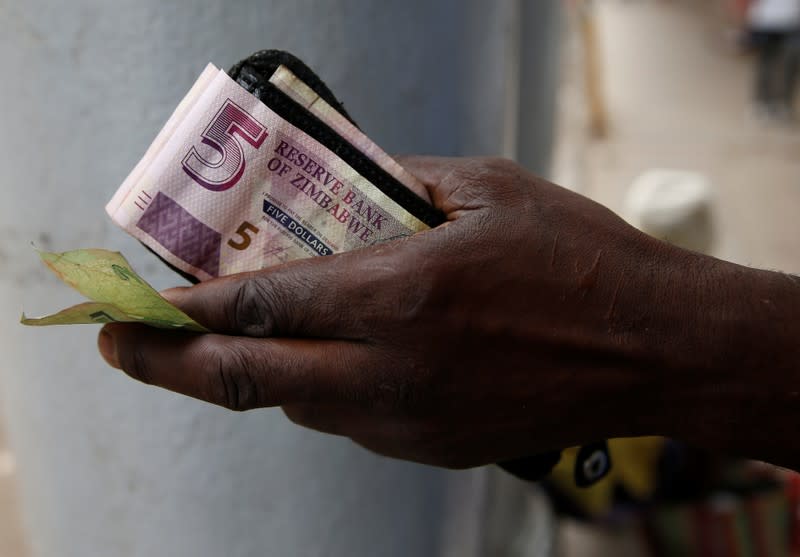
xmin=98 ymin=156 xmax=800 ymax=470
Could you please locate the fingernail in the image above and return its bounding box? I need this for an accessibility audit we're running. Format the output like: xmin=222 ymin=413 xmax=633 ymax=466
xmin=159 ymin=287 xmax=185 ymax=305
xmin=98 ymin=328 xmax=120 ymax=369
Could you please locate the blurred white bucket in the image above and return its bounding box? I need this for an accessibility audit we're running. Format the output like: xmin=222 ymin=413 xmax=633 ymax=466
xmin=625 ymin=169 xmax=715 ymax=253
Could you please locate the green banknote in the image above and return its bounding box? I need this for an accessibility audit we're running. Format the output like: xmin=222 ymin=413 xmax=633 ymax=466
xmin=21 ymin=249 xmax=207 ymax=332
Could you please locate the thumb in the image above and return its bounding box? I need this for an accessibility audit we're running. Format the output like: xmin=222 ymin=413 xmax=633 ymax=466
xmin=159 ymin=251 xmax=389 ymax=339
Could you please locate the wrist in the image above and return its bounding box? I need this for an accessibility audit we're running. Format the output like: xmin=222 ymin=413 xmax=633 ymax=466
xmin=645 ymin=244 xmax=800 ymax=463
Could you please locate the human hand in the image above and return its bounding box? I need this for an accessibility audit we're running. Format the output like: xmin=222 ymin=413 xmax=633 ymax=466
xmin=98 ymin=156 xmax=700 ymax=468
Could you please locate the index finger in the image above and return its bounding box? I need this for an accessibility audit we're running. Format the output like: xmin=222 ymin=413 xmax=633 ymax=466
xmin=394 ymin=155 xmax=465 ymax=190
xmin=395 ymin=155 xmax=516 ymax=214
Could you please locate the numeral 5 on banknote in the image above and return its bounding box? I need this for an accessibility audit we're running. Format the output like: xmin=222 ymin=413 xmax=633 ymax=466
xmin=107 ymin=52 xmax=443 ymax=282
xmin=227 ymin=221 xmax=260 ymax=251
xmin=182 ymin=99 xmax=268 ymax=192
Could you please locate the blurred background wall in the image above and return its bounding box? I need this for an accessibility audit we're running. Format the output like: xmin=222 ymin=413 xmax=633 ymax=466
xmin=0 ymin=1 xmax=561 ymax=555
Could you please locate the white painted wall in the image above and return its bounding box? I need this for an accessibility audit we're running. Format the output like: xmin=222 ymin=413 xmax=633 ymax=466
xmin=0 ymin=1 xmax=559 ymax=555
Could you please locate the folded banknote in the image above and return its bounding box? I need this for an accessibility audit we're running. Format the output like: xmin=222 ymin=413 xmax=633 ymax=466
xmin=25 ymin=50 xmax=444 ymax=329
xmin=21 ymin=249 xmax=206 ymax=332
xmin=107 ymin=50 xmax=443 ymax=282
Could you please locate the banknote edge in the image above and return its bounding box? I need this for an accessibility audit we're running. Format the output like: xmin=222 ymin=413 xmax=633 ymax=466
xmin=106 ymin=63 xmax=220 ymax=218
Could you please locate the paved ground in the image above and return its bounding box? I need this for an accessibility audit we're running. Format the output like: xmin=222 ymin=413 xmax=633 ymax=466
xmin=557 ymin=1 xmax=800 ymax=555
xmin=577 ymin=0 xmax=800 ymax=272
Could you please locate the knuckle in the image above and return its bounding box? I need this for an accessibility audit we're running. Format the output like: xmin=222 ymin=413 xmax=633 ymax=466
xmin=423 ymin=441 xmax=472 ymax=469
xmin=368 ymin=283 xmax=426 ymax=330
xmin=368 ymin=366 xmax=431 ymax=418
xmin=230 ymin=276 xmax=278 ymax=337
xmin=454 ymin=157 xmax=517 ymax=184
xmin=231 ymin=271 xmax=312 ymax=337
xmin=121 ymin=346 xmax=154 ymax=385
xmin=282 ymin=404 xmax=317 ymax=427
xmin=439 ymin=454 xmax=473 ymax=470
xmin=282 ymin=406 xmax=306 ymax=426
xmin=478 ymin=156 xmax=516 ymax=173
xmin=202 ymin=340 xmax=263 ymax=412
xmin=395 ymin=420 xmax=436 ymax=446
xmin=440 ymin=157 xmax=524 ymax=211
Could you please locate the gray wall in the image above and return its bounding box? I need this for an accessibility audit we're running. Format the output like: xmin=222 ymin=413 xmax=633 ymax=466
xmin=0 ymin=1 xmax=560 ymax=555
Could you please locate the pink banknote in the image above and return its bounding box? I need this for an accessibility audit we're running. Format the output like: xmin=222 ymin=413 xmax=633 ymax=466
xmin=108 ymin=64 xmax=433 ymax=281
xmin=268 ymin=65 xmax=429 ymax=200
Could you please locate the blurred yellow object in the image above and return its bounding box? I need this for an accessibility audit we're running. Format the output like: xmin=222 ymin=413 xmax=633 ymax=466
xmin=549 ymin=437 xmax=666 ymax=516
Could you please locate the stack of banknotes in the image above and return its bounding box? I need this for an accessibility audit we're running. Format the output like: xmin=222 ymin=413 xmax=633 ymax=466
xmin=23 ymin=50 xmax=443 ymax=328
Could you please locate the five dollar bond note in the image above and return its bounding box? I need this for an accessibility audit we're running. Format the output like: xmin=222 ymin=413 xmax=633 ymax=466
xmin=24 ymin=54 xmax=442 ymax=329
xmin=107 ymin=63 xmax=437 ymax=282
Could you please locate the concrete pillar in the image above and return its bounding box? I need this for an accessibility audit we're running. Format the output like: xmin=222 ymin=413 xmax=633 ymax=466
xmin=0 ymin=1 xmax=560 ymax=555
